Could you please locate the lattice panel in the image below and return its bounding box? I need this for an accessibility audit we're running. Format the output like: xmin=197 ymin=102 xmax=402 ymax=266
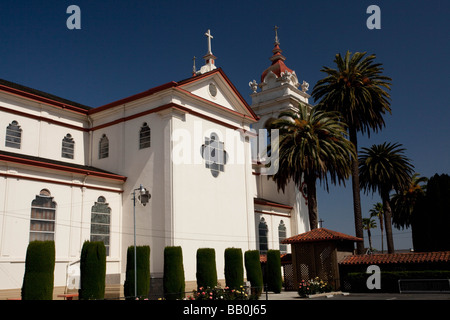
xmin=282 ymin=264 xmax=295 ymax=291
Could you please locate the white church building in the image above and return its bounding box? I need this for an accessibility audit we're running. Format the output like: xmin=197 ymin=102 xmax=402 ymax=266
xmin=0 ymin=29 xmax=313 ymax=297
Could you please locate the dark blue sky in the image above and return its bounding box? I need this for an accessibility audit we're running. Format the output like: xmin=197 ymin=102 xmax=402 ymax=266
xmin=1 ymin=0 xmax=448 ymax=250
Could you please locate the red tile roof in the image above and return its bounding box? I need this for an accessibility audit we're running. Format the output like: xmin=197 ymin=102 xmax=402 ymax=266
xmin=282 ymin=228 xmax=363 ymax=244
xmin=339 ymin=251 xmax=450 ymax=265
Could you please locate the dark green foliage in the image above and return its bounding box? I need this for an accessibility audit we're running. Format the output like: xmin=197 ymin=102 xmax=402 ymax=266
xmin=224 ymin=248 xmax=244 ymax=290
xmin=244 ymin=250 xmax=264 ymax=298
xmin=196 ymin=248 xmax=217 ymax=290
xmin=124 ymin=246 xmax=150 ymax=299
xmin=21 ymin=241 xmax=55 ymax=300
xmin=79 ymin=241 xmax=106 ymax=300
xmin=163 ymin=246 xmax=185 ymax=300
xmin=412 ymin=173 xmax=450 ymax=252
xmin=266 ymin=250 xmax=282 ymax=293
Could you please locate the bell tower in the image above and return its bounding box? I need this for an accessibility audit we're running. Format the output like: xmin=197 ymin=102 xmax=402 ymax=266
xmin=249 ymin=26 xmax=311 ymax=130
xmin=250 ymin=27 xmax=312 ymax=237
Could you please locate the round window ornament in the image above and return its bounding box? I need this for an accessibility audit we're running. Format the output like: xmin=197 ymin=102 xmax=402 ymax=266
xmin=209 ymin=83 xmax=217 ymax=97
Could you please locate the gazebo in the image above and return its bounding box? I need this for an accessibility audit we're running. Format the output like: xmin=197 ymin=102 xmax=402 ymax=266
xmin=282 ymin=228 xmax=363 ymax=290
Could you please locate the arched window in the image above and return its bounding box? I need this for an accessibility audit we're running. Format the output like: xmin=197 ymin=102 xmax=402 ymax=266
xmin=139 ymin=123 xmax=151 ymax=149
xmin=90 ymin=196 xmax=111 ymax=256
xmin=30 ymin=189 xmax=56 ymax=241
xmin=278 ymin=220 xmax=287 ymax=254
xmin=5 ymin=120 xmax=22 ymax=149
xmin=99 ymin=134 xmax=109 ymax=159
xmin=258 ymin=217 xmax=268 ymax=254
xmin=61 ymin=133 xmax=75 ymax=159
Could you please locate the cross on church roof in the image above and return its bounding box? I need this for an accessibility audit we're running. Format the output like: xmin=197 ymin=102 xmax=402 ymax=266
xmin=197 ymin=29 xmax=217 ymax=75
xmin=205 ymin=29 xmax=214 ymax=55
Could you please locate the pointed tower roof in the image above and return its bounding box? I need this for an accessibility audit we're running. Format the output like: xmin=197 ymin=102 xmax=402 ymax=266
xmin=260 ymin=26 xmax=295 ymax=83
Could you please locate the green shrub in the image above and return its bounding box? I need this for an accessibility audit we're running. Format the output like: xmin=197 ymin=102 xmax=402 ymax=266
xmin=124 ymin=245 xmax=150 ymax=299
xmin=244 ymin=250 xmax=264 ymax=298
xmin=224 ymin=248 xmax=244 ymax=290
xmin=79 ymin=241 xmax=106 ymax=300
xmin=163 ymin=246 xmax=185 ymax=300
xmin=266 ymin=250 xmax=282 ymax=293
xmin=196 ymin=248 xmax=217 ymax=290
xmin=21 ymin=241 xmax=55 ymax=300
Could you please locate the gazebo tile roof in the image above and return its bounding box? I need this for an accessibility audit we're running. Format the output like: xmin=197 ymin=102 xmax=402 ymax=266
xmin=282 ymin=228 xmax=363 ymax=244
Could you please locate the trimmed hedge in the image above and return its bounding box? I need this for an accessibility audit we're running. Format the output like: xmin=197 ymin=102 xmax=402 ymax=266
xmin=79 ymin=241 xmax=106 ymax=300
xmin=343 ymin=270 xmax=450 ymax=293
xmin=224 ymin=248 xmax=244 ymax=290
xmin=21 ymin=241 xmax=55 ymax=300
xmin=266 ymin=250 xmax=282 ymax=293
xmin=244 ymin=250 xmax=264 ymax=298
xmin=163 ymin=246 xmax=185 ymax=300
xmin=196 ymin=248 xmax=218 ymax=289
xmin=124 ymin=245 xmax=150 ymax=299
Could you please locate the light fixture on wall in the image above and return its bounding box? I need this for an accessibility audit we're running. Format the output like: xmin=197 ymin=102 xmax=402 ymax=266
xmin=132 ymin=184 xmax=151 ymax=298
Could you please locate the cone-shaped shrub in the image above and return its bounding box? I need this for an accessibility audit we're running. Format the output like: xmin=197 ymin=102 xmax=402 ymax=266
xmin=79 ymin=241 xmax=106 ymax=300
xmin=244 ymin=250 xmax=264 ymax=298
xmin=224 ymin=248 xmax=244 ymax=290
xmin=124 ymin=245 xmax=150 ymax=299
xmin=196 ymin=248 xmax=217 ymax=289
xmin=163 ymin=246 xmax=185 ymax=300
xmin=22 ymin=241 xmax=55 ymax=300
xmin=266 ymin=250 xmax=282 ymax=293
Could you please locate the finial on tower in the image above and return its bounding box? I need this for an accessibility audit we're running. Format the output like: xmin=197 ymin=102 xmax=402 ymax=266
xmin=192 ymin=56 xmax=197 ymax=76
xmin=274 ymin=25 xmax=280 ymax=45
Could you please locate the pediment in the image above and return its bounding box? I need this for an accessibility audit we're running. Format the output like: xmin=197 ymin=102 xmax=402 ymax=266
xmin=177 ymin=69 xmax=258 ymax=122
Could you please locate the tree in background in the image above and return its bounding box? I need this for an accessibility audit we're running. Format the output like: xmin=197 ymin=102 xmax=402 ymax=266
xmin=269 ymin=103 xmax=355 ymax=230
xmin=411 ymin=173 xmax=450 ymax=252
xmin=369 ymin=202 xmax=384 ymax=253
xmin=359 ymin=142 xmax=414 ymax=253
xmin=312 ymin=51 xmax=392 ymax=253
xmin=391 ymin=173 xmax=428 ymax=230
xmin=363 ymin=218 xmax=377 ymax=253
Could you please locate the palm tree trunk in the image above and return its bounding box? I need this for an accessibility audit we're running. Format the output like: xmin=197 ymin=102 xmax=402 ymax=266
xmin=305 ymin=174 xmax=318 ymax=230
xmin=382 ymin=191 xmax=395 ymax=253
xmin=349 ymin=127 xmax=365 ymax=254
xmin=368 ymin=229 xmax=373 ymax=252
xmin=379 ymin=217 xmax=384 ymax=254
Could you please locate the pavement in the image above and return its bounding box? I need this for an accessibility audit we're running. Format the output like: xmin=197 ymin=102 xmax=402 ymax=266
xmin=261 ymin=290 xmax=450 ymax=300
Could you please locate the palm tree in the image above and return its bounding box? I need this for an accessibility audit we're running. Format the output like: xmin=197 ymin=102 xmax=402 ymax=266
xmin=359 ymin=142 xmax=414 ymax=253
xmin=369 ymin=202 xmax=384 ymax=253
xmin=311 ymin=51 xmax=392 ymax=254
xmin=391 ymin=173 xmax=428 ymax=230
xmin=268 ymin=103 xmax=356 ymax=230
xmin=363 ymin=218 xmax=377 ymax=253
